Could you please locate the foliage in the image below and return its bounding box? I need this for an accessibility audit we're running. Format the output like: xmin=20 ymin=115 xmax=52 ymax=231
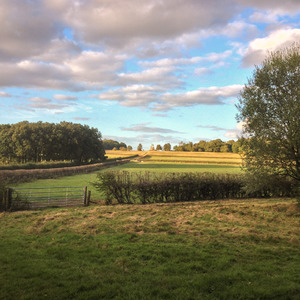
xmin=103 ymin=139 xmax=127 ymax=150
xmin=0 ymin=121 xmax=106 ymax=164
xmin=137 ymin=143 xmax=143 ymax=151
xmin=93 ymin=171 xmax=296 ymax=205
xmin=163 ymin=143 xmax=171 ymax=151
xmin=156 ymin=144 xmax=162 ymax=151
xmin=237 ymin=44 xmax=300 ymax=183
xmin=173 ymin=139 xmax=244 ymax=153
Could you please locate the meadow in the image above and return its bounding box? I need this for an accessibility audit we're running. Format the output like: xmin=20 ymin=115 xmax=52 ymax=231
xmin=2 ymin=151 xmax=299 ymax=299
xmin=0 ymin=198 xmax=299 ymax=299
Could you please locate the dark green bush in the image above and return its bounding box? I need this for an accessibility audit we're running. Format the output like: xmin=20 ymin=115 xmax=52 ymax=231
xmin=93 ymin=171 xmax=297 ymax=205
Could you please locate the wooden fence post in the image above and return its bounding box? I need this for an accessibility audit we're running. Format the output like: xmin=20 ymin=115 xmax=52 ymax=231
xmin=2 ymin=191 xmax=6 ymax=211
xmin=6 ymin=188 xmax=12 ymax=211
xmin=83 ymin=186 xmax=87 ymax=206
xmin=87 ymin=191 xmax=91 ymax=206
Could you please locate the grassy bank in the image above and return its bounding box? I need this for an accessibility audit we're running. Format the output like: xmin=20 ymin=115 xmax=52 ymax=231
xmin=0 ymin=198 xmax=299 ymax=299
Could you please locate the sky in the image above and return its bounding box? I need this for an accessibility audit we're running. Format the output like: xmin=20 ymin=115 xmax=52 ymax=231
xmin=0 ymin=0 xmax=300 ymax=150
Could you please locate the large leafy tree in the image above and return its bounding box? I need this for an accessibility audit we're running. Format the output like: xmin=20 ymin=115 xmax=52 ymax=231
xmin=237 ymin=44 xmax=300 ymax=182
xmin=0 ymin=121 xmax=105 ymax=164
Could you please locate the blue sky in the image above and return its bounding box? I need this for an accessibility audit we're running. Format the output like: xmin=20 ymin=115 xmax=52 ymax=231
xmin=1 ymin=0 xmax=300 ymax=150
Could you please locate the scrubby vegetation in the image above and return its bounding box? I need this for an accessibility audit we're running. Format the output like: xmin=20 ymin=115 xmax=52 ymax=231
xmin=93 ymin=171 xmax=296 ymax=205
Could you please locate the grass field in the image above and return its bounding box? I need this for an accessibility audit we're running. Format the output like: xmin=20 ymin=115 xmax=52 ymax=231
xmin=3 ymin=151 xmax=300 ymax=298
xmin=0 ymin=198 xmax=299 ymax=299
xmin=12 ymin=162 xmax=242 ymax=202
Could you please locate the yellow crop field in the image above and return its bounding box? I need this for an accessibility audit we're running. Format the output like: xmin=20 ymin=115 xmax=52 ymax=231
xmin=105 ymin=150 xmax=243 ymax=165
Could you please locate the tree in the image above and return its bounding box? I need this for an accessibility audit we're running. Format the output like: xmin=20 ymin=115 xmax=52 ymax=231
xmin=163 ymin=143 xmax=171 ymax=151
xmin=137 ymin=144 xmax=143 ymax=151
xmin=237 ymin=43 xmax=300 ymax=182
xmin=127 ymin=145 xmax=132 ymax=151
xmin=156 ymin=144 xmax=162 ymax=151
xmin=205 ymin=139 xmax=223 ymax=152
xmin=0 ymin=121 xmax=105 ymax=164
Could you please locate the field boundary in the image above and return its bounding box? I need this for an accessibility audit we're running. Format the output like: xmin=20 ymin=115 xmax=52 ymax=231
xmin=1 ymin=159 xmax=131 ymax=184
xmin=3 ymin=186 xmax=90 ymax=210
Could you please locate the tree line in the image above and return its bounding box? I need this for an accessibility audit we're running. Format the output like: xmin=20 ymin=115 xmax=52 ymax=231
xmin=0 ymin=121 xmax=105 ymax=164
xmin=173 ymin=139 xmax=244 ymax=153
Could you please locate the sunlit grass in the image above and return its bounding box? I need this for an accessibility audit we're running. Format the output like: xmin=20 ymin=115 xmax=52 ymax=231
xmin=0 ymin=198 xmax=299 ymax=299
xmin=12 ymin=162 xmax=243 ymax=202
xmin=111 ymin=162 xmax=242 ymax=174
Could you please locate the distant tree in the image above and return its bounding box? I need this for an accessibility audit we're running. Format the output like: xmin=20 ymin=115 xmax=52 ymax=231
xmin=205 ymin=139 xmax=224 ymax=152
xmin=237 ymin=43 xmax=300 ymax=182
xmin=119 ymin=147 xmax=127 ymax=151
xmin=194 ymin=140 xmax=207 ymax=152
xmin=220 ymin=144 xmax=231 ymax=152
xmin=232 ymin=139 xmax=244 ymax=153
xmin=0 ymin=121 xmax=105 ymax=164
xmin=137 ymin=144 xmax=143 ymax=151
xmin=156 ymin=144 xmax=162 ymax=151
xmin=127 ymin=145 xmax=132 ymax=151
xmin=163 ymin=143 xmax=171 ymax=151
xmin=150 ymin=144 xmax=155 ymax=151
xmin=103 ymin=139 xmax=127 ymax=150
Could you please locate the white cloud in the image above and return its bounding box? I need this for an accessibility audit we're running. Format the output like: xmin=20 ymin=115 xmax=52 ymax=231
xmin=224 ymin=120 xmax=247 ymax=139
xmin=249 ymin=11 xmax=279 ymax=23
xmin=53 ymin=94 xmax=78 ymax=101
xmin=154 ymin=85 xmax=243 ymax=111
xmin=0 ymin=0 xmax=61 ymax=61
xmin=194 ymin=68 xmax=213 ymax=76
xmin=237 ymin=0 xmax=300 ymax=15
xmin=0 ymin=91 xmax=11 ymax=97
xmin=65 ymin=0 xmax=235 ymax=47
xmin=99 ymin=84 xmax=162 ymax=108
xmin=241 ymin=28 xmax=300 ymax=66
xmin=121 ymin=123 xmax=183 ymax=134
xmin=221 ymin=20 xmax=258 ymax=39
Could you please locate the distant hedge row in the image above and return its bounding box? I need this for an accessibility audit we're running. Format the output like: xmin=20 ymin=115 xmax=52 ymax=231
xmin=0 ymin=160 xmax=130 ymax=185
xmin=93 ymin=171 xmax=296 ymax=205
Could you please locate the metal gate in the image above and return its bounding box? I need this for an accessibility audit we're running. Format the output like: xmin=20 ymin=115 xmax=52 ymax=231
xmin=10 ymin=186 xmax=89 ymax=209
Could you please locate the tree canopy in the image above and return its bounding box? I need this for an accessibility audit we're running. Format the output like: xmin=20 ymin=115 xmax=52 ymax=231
xmin=173 ymin=139 xmax=243 ymax=153
xmin=103 ymin=139 xmax=127 ymax=150
xmin=237 ymin=43 xmax=300 ymax=182
xmin=0 ymin=121 xmax=105 ymax=164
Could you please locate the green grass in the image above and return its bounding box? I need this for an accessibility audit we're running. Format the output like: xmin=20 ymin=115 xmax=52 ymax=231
xmin=111 ymin=162 xmax=242 ymax=174
xmin=0 ymin=198 xmax=299 ymax=299
xmin=12 ymin=162 xmax=242 ymax=202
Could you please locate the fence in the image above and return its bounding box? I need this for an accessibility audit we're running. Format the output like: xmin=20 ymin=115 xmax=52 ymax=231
xmin=3 ymin=186 xmax=90 ymax=210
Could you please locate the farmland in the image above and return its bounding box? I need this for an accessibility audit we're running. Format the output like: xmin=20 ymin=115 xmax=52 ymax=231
xmin=11 ymin=151 xmax=243 ymax=201
xmin=1 ymin=151 xmax=299 ymax=299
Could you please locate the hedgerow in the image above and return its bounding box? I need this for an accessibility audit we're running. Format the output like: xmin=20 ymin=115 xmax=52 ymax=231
xmin=93 ymin=171 xmax=296 ymax=204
